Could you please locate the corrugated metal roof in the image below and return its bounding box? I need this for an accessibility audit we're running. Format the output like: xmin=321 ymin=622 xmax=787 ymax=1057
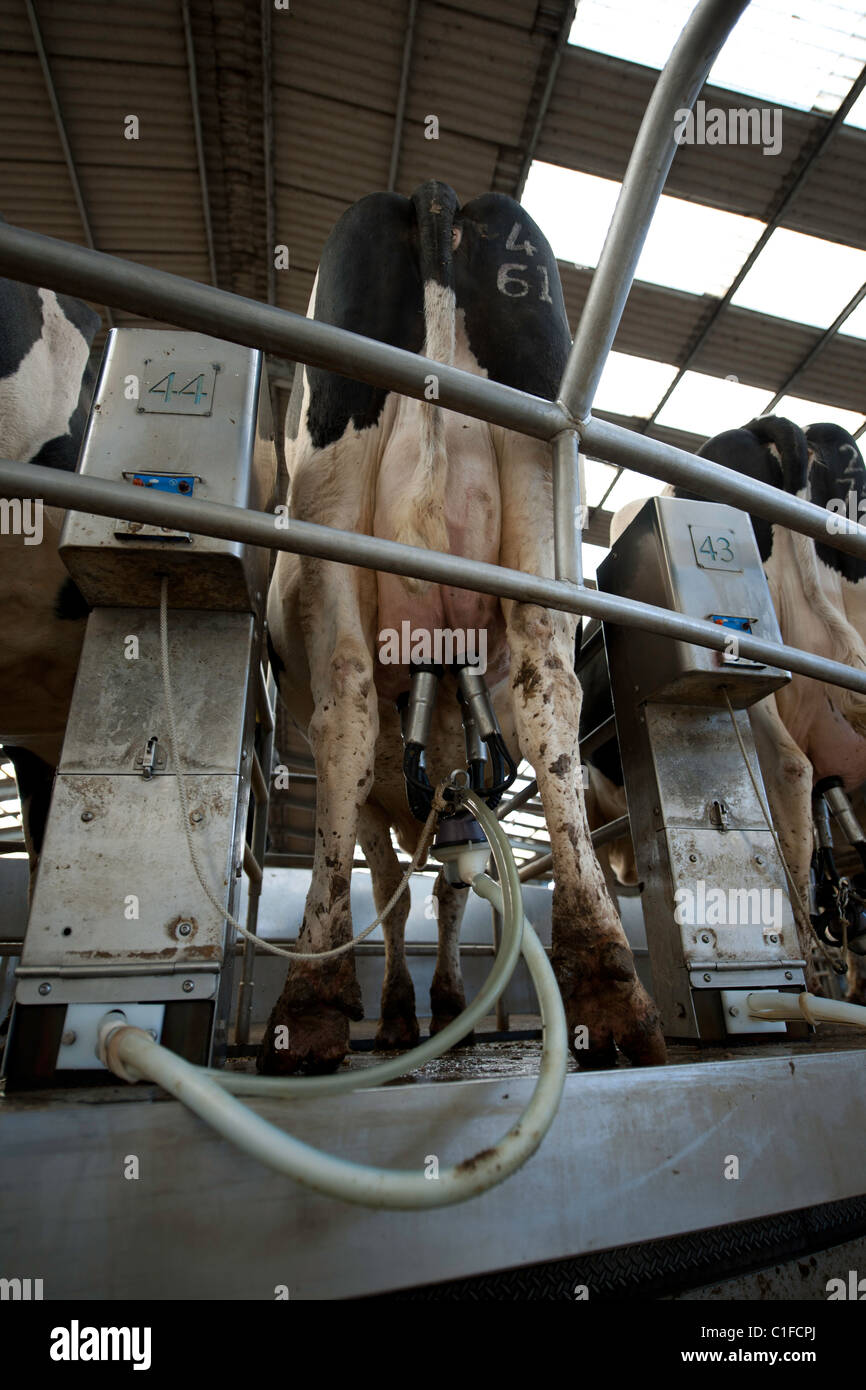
xmin=541 ymin=45 xmax=866 ymax=251
xmin=3 ymin=0 xmax=862 ymax=420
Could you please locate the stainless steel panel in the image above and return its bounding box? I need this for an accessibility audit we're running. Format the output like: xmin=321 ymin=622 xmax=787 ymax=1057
xmin=2 ymin=1048 xmax=865 ymax=1299
xmin=598 ymin=497 xmax=790 ymax=708
xmin=60 ymin=328 xmax=277 ymax=611
xmin=20 ymin=772 xmax=242 ymax=971
xmin=15 ymin=974 xmax=218 ymax=1004
xmin=58 ymin=609 xmax=255 ymax=774
xmin=646 ymin=704 xmax=772 ymax=829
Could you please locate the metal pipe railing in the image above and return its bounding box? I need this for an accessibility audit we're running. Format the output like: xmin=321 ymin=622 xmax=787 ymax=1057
xmin=557 ymin=0 xmax=751 ymax=421
xmin=2 ymin=218 xmax=864 ymax=568
xmin=579 ymin=415 xmax=866 ymax=559
xmin=4 ymin=456 xmax=866 ymax=696
xmin=0 ymin=222 xmax=563 ymax=444
xmin=552 ymin=428 xmax=583 ymax=585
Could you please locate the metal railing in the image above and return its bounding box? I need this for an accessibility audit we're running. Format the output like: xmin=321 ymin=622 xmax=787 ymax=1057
xmin=0 ymin=0 xmax=861 ymax=695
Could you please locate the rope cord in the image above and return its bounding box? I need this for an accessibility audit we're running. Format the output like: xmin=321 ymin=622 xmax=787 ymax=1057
xmin=158 ymin=578 xmax=447 ymax=965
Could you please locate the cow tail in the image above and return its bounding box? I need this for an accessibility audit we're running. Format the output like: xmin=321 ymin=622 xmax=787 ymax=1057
xmin=391 ymin=182 xmax=459 ymax=592
xmin=744 ymin=415 xmax=809 ymax=494
xmin=744 ymin=416 xmax=866 ymax=733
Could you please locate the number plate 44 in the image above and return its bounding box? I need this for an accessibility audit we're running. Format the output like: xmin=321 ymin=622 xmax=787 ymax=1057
xmin=140 ymin=362 xmax=218 ymax=415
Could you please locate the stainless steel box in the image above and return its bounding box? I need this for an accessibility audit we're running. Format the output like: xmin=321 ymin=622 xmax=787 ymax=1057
xmin=60 ymin=329 xmax=278 ymax=611
xmin=597 ymin=496 xmax=790 ymax=708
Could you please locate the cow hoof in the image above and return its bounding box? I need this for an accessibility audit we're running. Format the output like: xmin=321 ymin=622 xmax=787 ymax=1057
xmin=257 ymin=1006 xmax=350 ymax=1075
xmin=564 ymin=975 xmax=666 ymax=1070
xmin=429 ymin=1014 xmax=476 ymax=1047
xmin=375 ymin=1014 xmax=420 ymax=1050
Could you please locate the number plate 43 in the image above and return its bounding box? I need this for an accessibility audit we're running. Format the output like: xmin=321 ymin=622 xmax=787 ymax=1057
xmin=689 ymin=525 xmax=742 ymax=572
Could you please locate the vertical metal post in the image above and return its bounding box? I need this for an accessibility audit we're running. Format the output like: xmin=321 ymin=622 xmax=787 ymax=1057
xmin=236 ymin=669 xmax=276 ymax=1046
xmin=557 ymin=0 xmax=750 ymax=422
xmin=552 ymin=428 xmax=583 ymax=586
xmin=486 ymin=855 xmax=509 ymax=1033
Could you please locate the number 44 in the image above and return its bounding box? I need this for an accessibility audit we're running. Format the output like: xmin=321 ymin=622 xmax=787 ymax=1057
xmin=149 ymin=371 xmax=209 ymax=405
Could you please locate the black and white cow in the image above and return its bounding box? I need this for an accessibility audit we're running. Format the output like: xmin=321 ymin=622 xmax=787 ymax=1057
xmin=263 ymin=181 xmax=665 ymax=1074
xmin=0 ymin=260 xmax=99 ymax=865
xmin=582 ymin=415 xmax=866 ymax=999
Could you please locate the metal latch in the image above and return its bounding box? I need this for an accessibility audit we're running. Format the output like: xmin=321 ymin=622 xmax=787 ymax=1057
xmin=136 ymin=735 xmax=166 ymax=778
xmin=709 ymin=799 xmax=729 ymax=830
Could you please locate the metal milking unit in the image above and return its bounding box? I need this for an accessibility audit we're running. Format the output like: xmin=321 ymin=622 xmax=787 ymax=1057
xmin=3 ymin=329 xmax=278 ymax=1088
xmin=597 ymin=495 xmax=807 ymax=1041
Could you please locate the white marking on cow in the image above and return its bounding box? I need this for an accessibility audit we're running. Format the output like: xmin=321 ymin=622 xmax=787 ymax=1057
xmin=0 ymin=290 xmax=90 ymax=462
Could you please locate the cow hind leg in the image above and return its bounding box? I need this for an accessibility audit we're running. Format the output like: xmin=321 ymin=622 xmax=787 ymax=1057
xmin=259 ymin=574 xmax=377 ymax=1075
xmin=506 ymin=601 xmax=665 ymax=1068
xmin=749 ymin=697 xmax=821 ymax=994
xmin=357 ymin=801 xmax=420 ymax=1050
xmin=495 ymin=428 xmax=664 ymax=1067
xmin=429 ymin=869 xmax=474 ymax=1043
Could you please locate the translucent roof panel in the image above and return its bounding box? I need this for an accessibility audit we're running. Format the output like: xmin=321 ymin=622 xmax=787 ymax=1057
xmin=593 ymin=350 xmax=679 ymax=418
xmin=654 ymin=370 xmax=773 ymax=437
xmin=731 ymin=227 xmax=866 ymax=328
xmin=523 ymin=164 xmax=765 ymax=296
xmin=581 ymin=543 xmax=610 ymax=583
xmin=583 ymin=457 xmax=619 ymax=507
xmin=772 ymin=395 xmax=866 ymax=434
xmin=569 ymin=0 xmax=866 ymax=117
xmin=605 ymin=467 xmax=669 ymax=510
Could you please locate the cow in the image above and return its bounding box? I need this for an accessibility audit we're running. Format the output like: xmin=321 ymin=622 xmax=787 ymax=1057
xmin=581 ymin=415 xmax=866 ymax=1002
xmin=0 ymin=259 xmax=100 ymax=869
xmin=262 ymin=180 xmax=666 ymax=1075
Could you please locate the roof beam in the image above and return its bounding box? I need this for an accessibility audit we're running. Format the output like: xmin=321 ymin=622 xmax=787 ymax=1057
xmin=387 ymin=0 xmax=418 ymax=193
xmin=490 ymin=0 xmax=576 ymax=197
xmin=262 ymin=0 xmax=276 ymax=304
xmin=181 ymin=0 xmax=218 ymax=287
xmin=24 ymin=0 xmax=114 ymax=327
xmin=514 ymin=2 xmax=577 ymax=200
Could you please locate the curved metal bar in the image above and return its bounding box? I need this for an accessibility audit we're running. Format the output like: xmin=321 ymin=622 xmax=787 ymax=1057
xmin=558 ymin=0 xmax=751 ymax=421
